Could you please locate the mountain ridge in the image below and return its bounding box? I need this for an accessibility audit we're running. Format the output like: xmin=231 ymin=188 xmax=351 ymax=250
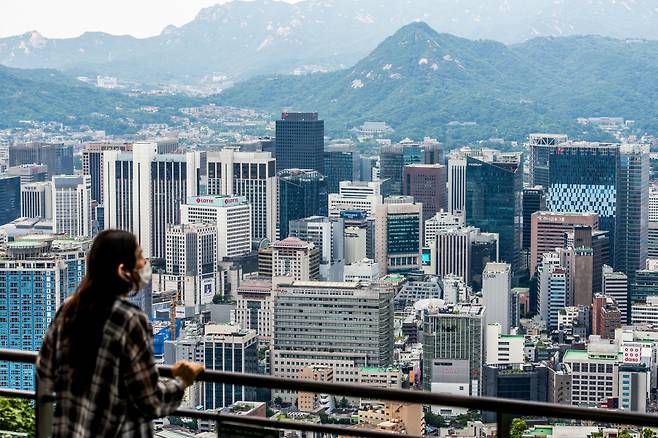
xmin=1 ymin=0 xmax=657 ymax=83
xmin=212 ymin=21 xmax=658 ymax=143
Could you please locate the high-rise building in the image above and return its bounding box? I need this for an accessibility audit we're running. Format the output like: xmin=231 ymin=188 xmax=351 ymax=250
xmin=52 ymin=175 xmax=92 ymax=237
xmin=272 ymin=237 xmax=321 ymax=281
xmin=447 ymin=157 xmax=466 ymax=217
xmin=21 ymin=182 xmax=52 ymax=219
xmin=424 ymin=211 xmax=463 ymax=246
xmin=374 ymin=202 xmax=422 ymax=275
xmin=324 ymin=145 xmax=358 ymax=193
xmin=602 ymin=266 xmax=629 ymax=323
xmin=403 ymin=164 xmax=446 ymax=222
xmin=272 ymin=280 xmax=394 ymax=401
xmin=432 ymin=226 xmax=498 ymax=288
xmin=0 ymin=175 xmax=21 ymax=226
xmin=181 ymin=195 xmax=252 ymax=260
xmin=630 ymin=260 xmax=658 ymax=303
xmin=465 ymin=153 xmax=523 ymax=273
xmin=328 ymin=181 xmax=383 ymax=218
xmin=206 ymin=149 xmax=277 ymax=243
xmin=203 ymin=324 xmax=258 ymax=409
xmin=615 ymin=144 xmax=649 ymax=285
xmin=441 ymin=275 xmax=469 ymax=304
xmin=9 ymin=142 xmax=74 ymax=178
xmin=537 ymin=252 xmax=567 ymax=330
xmin=544 ymin=142 xmax=619 ymax=259
xmin=103 ymin=143 xmax=201 ymax=258
xmin=563 ymin=346 xmax=619 ymax=406
xmin=0 ymin=236 xmax=89 ymax=390
xmin=522 ymin=186 xmax=546 ymax=251
xmin=380 ymin=142 xmax=425 ymax=195
xmin=235 ymin=280 xmax=273 ymax=346
xmin=164 ymin=222 xmax=220 ymax=308
xmin=618 ymin=365 xmax=649 ymax=413
xmin=566 ymin=226 xmax=610 ymax=295
xmin=278 ymin=169 xmax=327 ymax=239
xmin=648 ymin=184 xmax=658 ymax=257
xmin=6 ymin=164 xmax=48 ymax=185
xmin=592 ymin=294 xmax=621 ymax=339
xmin=359 ymin=156 xmax=378 ymax=183
xmin=527 ymin=133 xmax=568 ymax=187
xmin=275 ymin=112 xmax=324 ymax=173
xmin=422 ymin=302 xmax=485 ymax=395
xmin=482 ymin=364 xmax=548 ymax=421
xmin=289 ymin=216 xmax=344 ymax=281
xmin=81 ymin=141 xmax=133 ymax=204
xmin=482 ymin=262 xmax=513 ymax=333
xmin=631 ymin=296 xmax=658 ymax=325
xmin=529 ymin=211 xmax=599 ymax=275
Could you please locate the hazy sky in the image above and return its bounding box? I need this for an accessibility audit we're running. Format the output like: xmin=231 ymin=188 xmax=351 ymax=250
xmin=0 ymin=0 xmax=299 ymax=39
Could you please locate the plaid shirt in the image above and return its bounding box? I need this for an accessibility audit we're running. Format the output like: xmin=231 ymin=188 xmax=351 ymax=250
xmin=37 ymin=297 xmax=185 ymax=437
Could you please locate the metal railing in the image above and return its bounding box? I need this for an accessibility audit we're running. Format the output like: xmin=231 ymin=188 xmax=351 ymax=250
xmin=1 ymin=348 xmax=658 ymax=437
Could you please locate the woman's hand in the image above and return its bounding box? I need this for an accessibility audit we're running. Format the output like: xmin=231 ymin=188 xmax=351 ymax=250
xmin=172 ymin=361 xmax=204 ymax=387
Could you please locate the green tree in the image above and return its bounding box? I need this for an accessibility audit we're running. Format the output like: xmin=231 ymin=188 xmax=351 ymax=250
xmin=424 ymin=411 xmax=447 ymax=428
xmin=273 ymin=396 xmax=283 ymax=406
xmin=0 ymin=398 xmax=35 ymax=438
xmin=643 ymin=429 xmax=657 ymax=438
xmin=337 ymin=397 xmax=349 ymax=408
xmin=619 ymin=431 xmax=633 ymax=438
xmin=510 ymin=418 xmax=528 ymax=438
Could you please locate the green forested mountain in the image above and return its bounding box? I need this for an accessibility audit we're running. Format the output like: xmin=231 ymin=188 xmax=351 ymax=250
xmin=0 ymin=65 xmax=196 ymax=133
xmin=214 ymin=22 xmax=658 ymax=143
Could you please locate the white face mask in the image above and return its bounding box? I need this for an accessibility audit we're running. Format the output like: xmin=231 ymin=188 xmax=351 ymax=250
xmin=137 ymin=262 xmax=152 ymax=289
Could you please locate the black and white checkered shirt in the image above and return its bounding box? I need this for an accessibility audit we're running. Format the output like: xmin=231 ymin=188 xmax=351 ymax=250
xmin=37 ymin=297 xmax=184 ymax=437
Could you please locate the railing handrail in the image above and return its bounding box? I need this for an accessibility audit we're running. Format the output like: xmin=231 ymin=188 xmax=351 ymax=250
xmin=2 ymin=348 xmax=658 ymax=432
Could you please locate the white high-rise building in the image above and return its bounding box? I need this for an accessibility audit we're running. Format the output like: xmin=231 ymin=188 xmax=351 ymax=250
xmin=447 ymin=157 xmax=466 ymax=217
xmin=206 ymin=149 xmax=277 ymax=242
xmin=103 ymin=142 xmax=201 ymax=258
xmin=289 ymin=216 xmax=344 ymax=281
xmin=52 ymin=175 xmax=92 ymax=237
xmin=631 ymin=296 xmax=658 ymax=325
xmin=481 ymin=262 xmax=512 ymax=333
xmin=164 ymin=222 xmax=220 ymax=308
xmin=424 ymin=211 xmax=464 ymax=246
xmin=328 ymin=180 xmax=384 ymax=217
xmin=442 ymin=274 xmax=469 ymax=304
xmin=537 ymin=252 xmax=568 ymax=331
xmin=21 ymin=182 xmax=52 ymax=219
xmin=602 ymin=265 xmax=629 ymax=323
xmin=432 ymin=226 xmax=498 ymax=286
xmin=181 ymin=195 xmax=252 ymax=260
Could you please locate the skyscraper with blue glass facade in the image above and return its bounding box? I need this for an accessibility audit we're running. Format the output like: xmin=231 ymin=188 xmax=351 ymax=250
xmin=278 ymin=169 xmax=328 ymax=239
xmin=0 ymin=237 xmax=89 ymax=390
xmin=615 ymin=144 xmax=649 ymax=285
xmin=545 ymin=142 xmax=619 ymax=262
xmin=0 ymin=175 xmax=21 ymax=226
xmin=465 ymin=153 xmax=523 ymax=275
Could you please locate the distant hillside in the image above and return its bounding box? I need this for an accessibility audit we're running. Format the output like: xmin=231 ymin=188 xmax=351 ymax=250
xmin=213 ymin=22 xmax=658 ymax=144
xmin=0 ymin=0 xmax=657 ymax=83
xmin=0 ymin=65 xmax=196 ymax=133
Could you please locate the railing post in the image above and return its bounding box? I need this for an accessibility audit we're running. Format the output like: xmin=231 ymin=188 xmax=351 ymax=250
xmin=35 ymin=373 xmax=53 ymax=438
xmin=496 ymin=412 xmax=511 ymax=438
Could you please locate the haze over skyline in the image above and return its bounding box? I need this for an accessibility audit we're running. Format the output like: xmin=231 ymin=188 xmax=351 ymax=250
xmin=0 ymin=0 xmax=299 ymax=39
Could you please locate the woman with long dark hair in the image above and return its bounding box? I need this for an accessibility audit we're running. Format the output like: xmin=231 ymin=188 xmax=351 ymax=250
xmin=37 ymin=229 xmax=203 ymax=437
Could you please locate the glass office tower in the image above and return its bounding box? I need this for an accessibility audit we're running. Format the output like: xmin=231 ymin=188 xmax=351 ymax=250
xmin=465 ymin=153 xmax=523 ymax=274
